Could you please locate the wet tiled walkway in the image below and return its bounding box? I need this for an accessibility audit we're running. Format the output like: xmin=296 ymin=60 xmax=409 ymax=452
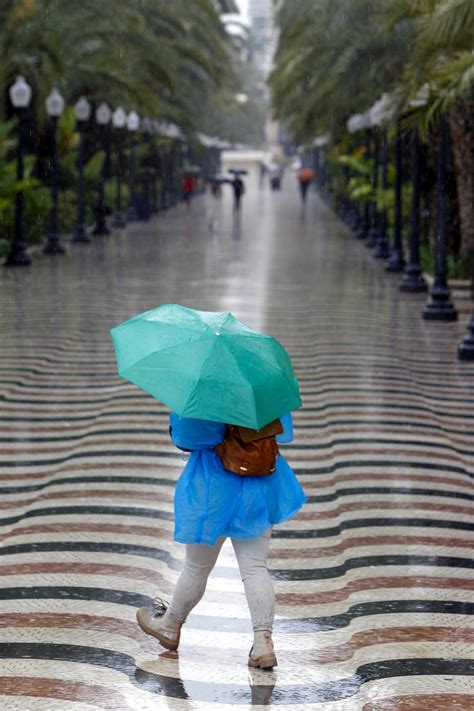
xmin=1 ymin=177 xmax=473 ymax=710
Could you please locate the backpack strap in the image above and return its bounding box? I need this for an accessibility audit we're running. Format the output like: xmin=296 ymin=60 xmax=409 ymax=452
xmin=234 ymin=419 xmax=283 ymax=443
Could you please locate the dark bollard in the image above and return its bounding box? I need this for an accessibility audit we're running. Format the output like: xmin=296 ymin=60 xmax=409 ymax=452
xmin=423 ymin=115 xmax=457 ymax=320
xmin=399 ymin=132 xmax=428 ymax=292
xmin=458 ymin=315 xmax=474 ymax=360
xmin=386 ymin=129 xmax=405 ymax=271
xmin=373 ymin=128 xmax=390 ymax=258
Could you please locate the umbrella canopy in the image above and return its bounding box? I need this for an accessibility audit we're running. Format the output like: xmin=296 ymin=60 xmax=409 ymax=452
xmin=110 ymin=304 xmax=302 ymax=429
xmin=207 ymin=174 xmax=231 ymax=183
xmin=297 ymin=168 xmax=315 ymax=182
xmin=228 ymin=168 xmax=248 ymax=175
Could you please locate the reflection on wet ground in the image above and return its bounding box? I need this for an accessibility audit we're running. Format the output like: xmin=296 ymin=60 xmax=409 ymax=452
xmin=0 ymin=179 xmax=473 ymax=709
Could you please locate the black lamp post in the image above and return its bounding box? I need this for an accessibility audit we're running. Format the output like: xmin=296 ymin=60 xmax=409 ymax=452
xmin=127 ymin=110 xmax=140 ymax=221
xmin=112 ymin=107 xmax=127 ymax=228
xmin=385 ymin=128 xmax=406 ymax=271
xmin=399 ymin=131 xmax=428 ymax=293
xmin=366 ymin=133 xmax=380 ymax=249
xmin=141 ymin=117 xmax=153 ymax=220
xmin=93 ymin=102 xmax=112 ymax=235
xmin=373 ymin=128 xmax=390 ymax=258
xmin=151 ymin=119 xmax=160 ymax=214
xmin=356 ymin=128 xmax=371 ymax=240
xmin=72 ymin=97 xmax=92 ymax=243
xmin=43 ymin=88 xmax=66 ymax=254
xmin=5 ymin=76 xmax=32 ymax=267
xmin=314 ymin=146 xmax=320 ymax=189
xmin=399 ymin=86 xmax=429 ymax=292
xmin=423 ymin=114 xmax=457 ymax=320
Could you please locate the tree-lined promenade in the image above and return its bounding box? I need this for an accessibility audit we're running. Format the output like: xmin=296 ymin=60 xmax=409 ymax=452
xmin=0 ymin=0 xmax=247 ymax=261
xmin=271 ymin=0 xmax=474 ymax=359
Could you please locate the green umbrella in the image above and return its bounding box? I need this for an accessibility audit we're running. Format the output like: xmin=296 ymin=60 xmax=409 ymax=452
xmin=110 ymin=304 xmax=301 ymax=429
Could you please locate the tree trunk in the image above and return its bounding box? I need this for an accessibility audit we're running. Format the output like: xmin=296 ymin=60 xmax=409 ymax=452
xmin=448 ymin=99 xmax=474 ymax=273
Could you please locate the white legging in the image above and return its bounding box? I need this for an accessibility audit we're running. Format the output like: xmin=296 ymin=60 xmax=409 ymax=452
xmin=167 ymin=528 xmax=275 ymax=632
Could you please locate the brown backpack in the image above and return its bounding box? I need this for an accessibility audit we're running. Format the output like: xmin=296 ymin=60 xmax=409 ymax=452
xmin=215 ymin=419 xmax=283 ymax=476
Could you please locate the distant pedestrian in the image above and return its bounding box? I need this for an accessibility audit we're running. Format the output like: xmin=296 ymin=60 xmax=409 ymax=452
xmin=270 ymin=170 xmax=281 ymax=191
xmin=182 ymin=174 xmax=195 ymax=209
xmin=232 ymin=176 xmax=245 ymax=212
xmin=297 ymin=167 xmax=315 ymax=204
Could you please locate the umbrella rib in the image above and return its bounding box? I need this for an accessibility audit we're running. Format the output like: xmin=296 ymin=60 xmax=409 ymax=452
xmin=221 ymin=342 xmax=258 ymax=425
xmin=180 ymin=335 xmax=224 ymax=419
xmin=227 ymin=337 xmax=298 ymax=392
xmin=117 ymin=329 xmax=209 ymax=374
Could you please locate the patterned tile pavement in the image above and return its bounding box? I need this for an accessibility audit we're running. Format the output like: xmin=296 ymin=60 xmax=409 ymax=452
xmin=0 ymin=177 xmax=473 ymax=710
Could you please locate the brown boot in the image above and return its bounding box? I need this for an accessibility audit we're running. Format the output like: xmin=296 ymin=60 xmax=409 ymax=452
xmin=248 ymin=631 xmax=277 ymax=669
xmin=136 ymin=597 xmax=181 ymax=651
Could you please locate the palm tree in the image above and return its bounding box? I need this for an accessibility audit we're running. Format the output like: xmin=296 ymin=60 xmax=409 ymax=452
xmin=271 ymin=0 xmax=474 ymax=261
xmin=399 ymin=0 xmax=474 ymax=261
xmin=0 ymin=0 xmax=232 ymax=131
xmin=270 ymin=0 xmax=412 ymax=142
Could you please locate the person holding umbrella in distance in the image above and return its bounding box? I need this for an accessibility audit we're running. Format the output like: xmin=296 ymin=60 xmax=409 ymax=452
xmin=297 ymin=166 xmax=315 ymax=204
xmin=228 ymin=168 xmax=247 ymax=212
xmin=110 ymin=304 xmax=307 ymax=670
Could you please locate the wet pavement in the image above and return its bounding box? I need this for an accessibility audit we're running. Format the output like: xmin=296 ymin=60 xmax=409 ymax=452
xmin=0 ymin=176 xmax=473 ymax=710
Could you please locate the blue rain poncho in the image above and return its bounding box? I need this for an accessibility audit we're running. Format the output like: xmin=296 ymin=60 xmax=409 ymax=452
xmin=170 ymin=412 xmax=307 ymax=545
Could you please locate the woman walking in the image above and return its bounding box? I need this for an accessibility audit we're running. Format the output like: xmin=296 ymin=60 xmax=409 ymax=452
xmin=110 ymin=304 xmax=305 ymax=669
xmin=136 ymin=411 xmax=307 ymax=669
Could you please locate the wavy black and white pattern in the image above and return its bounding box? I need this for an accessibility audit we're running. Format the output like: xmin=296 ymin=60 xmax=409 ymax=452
xmin=1 ymin=183 xmax=474 ymax=709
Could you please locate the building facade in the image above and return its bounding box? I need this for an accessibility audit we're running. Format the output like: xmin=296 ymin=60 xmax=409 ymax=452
xmin=247 ymin=0 xmax=278 ymax=78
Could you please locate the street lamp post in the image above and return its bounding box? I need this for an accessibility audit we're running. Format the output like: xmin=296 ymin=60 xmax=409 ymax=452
xmin=93 ymin=102 xmax=112 ymax=235
xmin=5 ymin=76 xmax=32 ymax=267
xmin=366 ymin=133 xmax=380 ymax=248
xmin=141 ymin=117 xmax=153 ymax=220
xmin=373 ymin=128 xmax=390 ymax=258
xmin=399 ymin=130 xmax=428 ymax=293
xmin=72 ymin=97 xmax=92 ymax=243
xmin=385 ymin=128 xmax=406 ymax=271
xmin=43 ymin=89 xmax=66 ymax=254
xmin=356 ymin=128 xmax=371 ymax=240
xmin=112 ymin=107 xmax=127 ymax=228
xmin=399 ymin=86 xmax=429 ymax=292
xmin=151 ymin=119 xmax=160 ymax=214
xmin=127 ymin=110 xmax=140 ymax=221
xmin=423 ymin=114 xmax=457 ymax=320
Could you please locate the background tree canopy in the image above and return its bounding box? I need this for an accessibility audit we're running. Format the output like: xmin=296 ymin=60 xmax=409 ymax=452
xmin=270 ymin=0 xmax=474 ymax=141
xmin=0 ymin=0 xmax=242 ymax=136
xmin=270 ymin=0 xmax=474 ymax=265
